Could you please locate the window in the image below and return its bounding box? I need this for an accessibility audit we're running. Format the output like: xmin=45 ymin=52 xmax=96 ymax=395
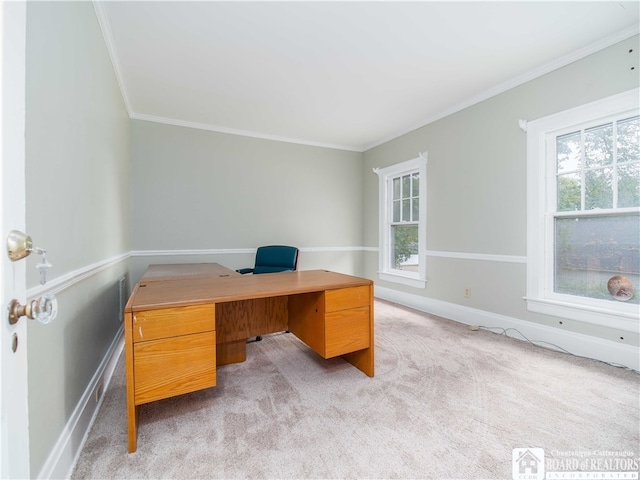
xmin=376 ymin=154 xmax=427 ymax=288
xmin=526 ymin=89 xmax=639 ymax=330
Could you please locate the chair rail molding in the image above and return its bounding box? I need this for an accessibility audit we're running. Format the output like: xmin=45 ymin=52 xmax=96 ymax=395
xmin=131 ymin=246 xmax=367 ymax=257
xmin=27 ymin=252 xmax=130 ymax=298
xmin=426 ymin=250 xmax=526 ymax=263
xmin=366 ymin=247 xmax=527 ymax=264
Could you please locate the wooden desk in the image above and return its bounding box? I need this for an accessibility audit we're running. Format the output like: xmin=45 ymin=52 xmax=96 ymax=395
xmin=124 ymin=264 xmax=374 ymax=452
xmin=140 ymin=262 xmax=239 ymax=282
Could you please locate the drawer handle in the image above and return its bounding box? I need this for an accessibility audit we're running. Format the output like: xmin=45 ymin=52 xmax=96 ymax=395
xmin=139 ymin=326 xmax=143 ymax=339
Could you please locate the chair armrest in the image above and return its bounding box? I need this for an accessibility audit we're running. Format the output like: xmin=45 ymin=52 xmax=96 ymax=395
xmin=236 ymin=268 xmax=254 ymax=274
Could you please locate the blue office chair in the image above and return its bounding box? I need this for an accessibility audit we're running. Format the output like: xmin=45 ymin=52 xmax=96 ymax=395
xmin=236 ymin=245 xmax=299 ymax=275
xmin=237 ymin=245 xmax=299 ymax=341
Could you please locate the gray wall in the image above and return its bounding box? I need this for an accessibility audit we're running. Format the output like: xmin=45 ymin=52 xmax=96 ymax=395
xmin=20 ymin=1 xmax=638 ymax=474
xmin=25 ymin=2 xmax=130 ymax=474
xmin=129 ymin=120 xmax=364 ymax=284
xmin=363 ymin=35 xmax=639 ymax=346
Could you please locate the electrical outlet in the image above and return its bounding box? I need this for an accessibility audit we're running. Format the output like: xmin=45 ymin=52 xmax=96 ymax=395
xmin=464 ymin=288 xmax=471 ymax=298
xmin=95 ymin=382 xmax=103 ymax=403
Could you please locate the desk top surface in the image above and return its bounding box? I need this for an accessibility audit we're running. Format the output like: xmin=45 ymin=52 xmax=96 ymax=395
xmin=141 ymin=263 xmax=240 ymax=282
xmin=127 ymin=264 xmax=373 ymax=312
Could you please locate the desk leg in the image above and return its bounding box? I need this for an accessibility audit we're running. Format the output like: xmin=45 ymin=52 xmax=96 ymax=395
xmin=127 ymin=405 xmax=139 ymax=453
xmin=341 ymin=287 xmax=375 ymax=377
xmin=216 ymin=339 xmax=246 ymax=365
xmin=124 ymin=310 xmax=138 ymax=453
xmin=342 ymin=348 xmax=374 ymax=377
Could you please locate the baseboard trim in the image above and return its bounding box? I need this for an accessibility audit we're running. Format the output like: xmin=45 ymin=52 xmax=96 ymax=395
xmin=37 ymin=328 xmax=124 ymax=480
xmin=375 ymin=286 xmax=639 ymax=372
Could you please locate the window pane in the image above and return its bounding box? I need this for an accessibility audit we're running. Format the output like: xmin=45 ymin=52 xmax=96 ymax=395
xmin=412 ymin=173 xmax=419 ymax=198
xmin=402 ymin=199 xmax=411 ymax=221
xmin=585 ymin=167 xmax=613 ymax=209
xmin=402 ymin=175 xmax=411 ymax=199
xmin=555 ymin=214 xmax=639 ymax=304
xmin=557 ymin=173 xmax=581 ymax=212
xmin=393 ymin=177 xmax=401 ymax=201
xmin=618 ymin=163 xmax=640 ymax=208
xmin=412 ymin=197 xmax=419 ymax=221
xmin=557 ymin=131 xmax=581 ymax=174
xmin=392 ymin=199 xmax=401 ymax=222
xmin=617 ymin=116 xmax=640 ymax=164
xmin=584 ymin=123 xmax=613 ymax=168
xmin=391 ymin=224 xmax=419 ymax=271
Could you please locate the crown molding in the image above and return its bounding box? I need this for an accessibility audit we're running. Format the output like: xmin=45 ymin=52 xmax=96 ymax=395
xmin=92 ymin=1 xmax=133 ymax=117
xmin=130 ymin=113 xmax=362 ymax=152
xmin=361 ymin=25 xmax=640 ymax=152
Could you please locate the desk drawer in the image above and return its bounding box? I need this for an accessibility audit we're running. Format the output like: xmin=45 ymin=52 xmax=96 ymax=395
xmin=324 ymin=306 xmax=370 ymax=358
xmin=134 ymin=330 xmax=216 ymax=404
xmin=133 ymin=304 xmax=215 ymax=343
xmin=326 ymin=286 xmax=370 ymax=312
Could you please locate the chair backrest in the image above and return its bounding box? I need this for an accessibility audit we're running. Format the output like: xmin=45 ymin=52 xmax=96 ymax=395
xmin=253 ymin=245 xmax=299 ymax=274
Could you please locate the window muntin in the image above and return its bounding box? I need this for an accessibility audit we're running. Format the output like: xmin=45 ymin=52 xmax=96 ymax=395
xmin=556 ymin=116 xmax=639 ymax=213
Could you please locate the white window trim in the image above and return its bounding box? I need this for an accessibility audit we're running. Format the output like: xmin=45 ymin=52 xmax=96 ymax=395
xmin=375 ymin=154 xmax=427 ymax=289
xmin=526 ymin=88 xmax=640 ymax=333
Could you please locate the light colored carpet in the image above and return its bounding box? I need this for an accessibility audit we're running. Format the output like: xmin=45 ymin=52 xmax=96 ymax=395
xmin=72 ymin=300 xmax=639 ymax=479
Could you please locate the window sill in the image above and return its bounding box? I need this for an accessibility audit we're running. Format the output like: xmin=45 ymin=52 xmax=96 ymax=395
xmin=379 ymin=272 xmax=426 ymax=289
xmin=525 ymin=296 xmax=639 ymax=333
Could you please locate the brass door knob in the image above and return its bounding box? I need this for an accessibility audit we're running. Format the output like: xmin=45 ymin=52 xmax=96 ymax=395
xmin=7 ymin=294 xmax=58 ymax=325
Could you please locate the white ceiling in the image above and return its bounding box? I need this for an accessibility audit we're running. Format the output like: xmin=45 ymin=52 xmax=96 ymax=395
xmin=96 ymin=1 xmax=640 ymax=152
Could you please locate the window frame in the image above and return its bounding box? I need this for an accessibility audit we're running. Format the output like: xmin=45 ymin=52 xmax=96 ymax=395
xmin=526 ymin=88 xmax=639 ymax=332
xmin=376 ymin=155 xmax=427 ymax=288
